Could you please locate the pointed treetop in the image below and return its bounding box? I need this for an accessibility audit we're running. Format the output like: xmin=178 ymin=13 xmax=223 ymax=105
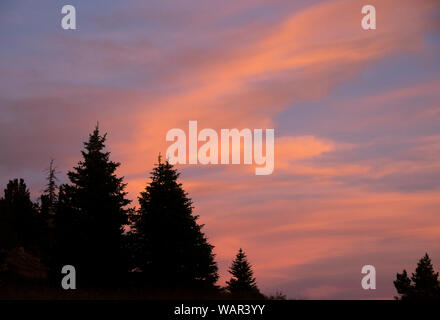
xmin=226 ymin=248 xmax=263 ymax=298
xmin=84 ymin=124 xmax=107 ymax=154
xmin=43 ymin=159 xmax=59 ymax=209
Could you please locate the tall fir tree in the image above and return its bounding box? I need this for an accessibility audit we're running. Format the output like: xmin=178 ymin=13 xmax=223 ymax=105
xmin=394 ymin=253 xmax=440 ymax=299
xmin=131 ymin=155 xmax=218 ymax=290
xmin=57 ymin=125 xmax=132 ymax=287
xmin=226 ymin=248 xmax=264 ymax=299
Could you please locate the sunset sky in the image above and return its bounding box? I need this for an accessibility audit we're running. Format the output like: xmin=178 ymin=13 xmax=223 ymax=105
xmin=1 ymin=0 xmax=440 ymax=299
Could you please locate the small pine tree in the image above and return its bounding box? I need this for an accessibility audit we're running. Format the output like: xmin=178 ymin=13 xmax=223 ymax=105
xmin=226 ymin=248 xmax=264 ymax=299
xmin=131 ymin=155 xmax=218 ymax=290
xmin=394 ymin=253 xmax=440 ymax=299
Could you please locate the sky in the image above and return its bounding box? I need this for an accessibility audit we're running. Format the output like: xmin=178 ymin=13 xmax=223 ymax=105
xmin=1 ymin=0 xmax=440 ymax=299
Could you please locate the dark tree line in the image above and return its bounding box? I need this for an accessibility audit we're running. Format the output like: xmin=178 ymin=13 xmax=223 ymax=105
xmin=0 ymin=126 xmax=264 ymax=299
xmin=394 ymin=253 xmax=440 ymax=300
xmin=4 ymin=125 xmax=436 ymax=300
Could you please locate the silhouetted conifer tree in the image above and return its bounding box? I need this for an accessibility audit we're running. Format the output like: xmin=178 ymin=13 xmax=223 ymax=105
xmin=226 ymin=248 xmax=264 ymax=299
xmin=0 ymin=179 xmax=49 ymax=287
xmin=51 ymin=184 xmax=79 ymax=280
xmin=56 ymin=125 xmax=132 ymax=287
xmin=394 ymin=253 xmax=440 ymax=299
xmin=0 ymin=179 xmax=42 ymax=251
xmin=131 ymin=155 xmax=218 ymax=290
xmin=40 ymin=159 xmax=58 ymax=218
